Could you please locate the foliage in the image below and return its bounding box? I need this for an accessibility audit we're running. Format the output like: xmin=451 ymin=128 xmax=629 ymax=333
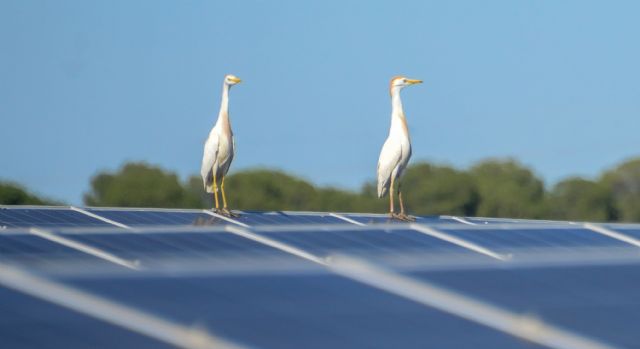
xmin=549 ymin=177 xmax=616 ymax=222
xmin=470 ymin=159 xmax=546 ymax=218
xmin=600 ymin=159 xmax=640 ymax=222
xmin=63 ymin=156 xmax=640 ymax=222
xmin=400 ymin=163 xmax=479 ymax=216
xmin=0 ymin=181 xmax=58 ymax=205
xmin=84 ymin=162 xmax=201 ymax=208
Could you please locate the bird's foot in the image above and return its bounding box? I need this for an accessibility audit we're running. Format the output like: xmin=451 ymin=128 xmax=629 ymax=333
xmin=221 ymin=208 xmax=240 ymax=218
xmin=390 ymin=212 xmax=415 ymax=222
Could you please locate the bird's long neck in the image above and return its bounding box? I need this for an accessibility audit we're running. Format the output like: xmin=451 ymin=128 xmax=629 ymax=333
xmin=216 ymin=83 xmax=231 ymax=132
xmin=390 ymin=89 xmax=409 ymax=137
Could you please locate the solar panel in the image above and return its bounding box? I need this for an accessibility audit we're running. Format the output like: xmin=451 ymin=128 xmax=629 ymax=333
xmin=1 ymin=205 xmax=638 ymax=349
xmin=0 ymin=207 xmax=362 ymax=228
xmin=437 ymin=226 xmax=628 ymax=251
xmin=0 ymin=286 xmax=175 ymax=349
xmin=413 ymin=262 xmax=640 ymax=348
xmin=0 ymin=208 xmax=112 ymax=228
xmin=231 ymin=211 xmax=348 ymax=226
xmin=340 ymin=213 xmax=461 ymax=225
xmin=61 ymin=230 xmax=295 ymax=262
xmin=61 ymin=270 xmax=547 ymax=349
xmin=85 ymin=208 xmax=216 ymax=227
xmin=254 ymin=227 xmax=484 ymax=257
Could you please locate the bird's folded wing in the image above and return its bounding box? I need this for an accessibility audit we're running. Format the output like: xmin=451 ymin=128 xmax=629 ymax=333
xmin=377 ymin=138 xmax=402 ymax=196
xmin=201 ymin=132 xmax=220 ymax=183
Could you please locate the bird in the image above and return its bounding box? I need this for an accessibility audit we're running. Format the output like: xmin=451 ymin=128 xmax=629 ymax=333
xmin=201 ymin=74 xmax=242 ymax=217
xmin=377 ymin=76 xmax=422 ymax=221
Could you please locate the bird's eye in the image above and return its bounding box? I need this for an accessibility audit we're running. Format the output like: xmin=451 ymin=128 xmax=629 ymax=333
xmin=402 ymin=79 xmax=407 ymax=83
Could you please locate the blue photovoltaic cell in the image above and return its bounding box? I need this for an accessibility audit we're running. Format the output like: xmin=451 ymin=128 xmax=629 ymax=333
xmin=232 ymin=211 xmax=347 ymax=226
xmin=413 ymin=263 xmax=640 ymax=348
xmin=0 ymin=233 xmax=116 ymax=270
xmin=86 ymin=209 xmax=352 ymax=227
xmin=0 ymin=234 xmax=86 ymax=260
xmin=437 ymin=227 xmax=627 ymax=250
xmin=63 ymin=231 xmax=291 ymax=261
xmin=86 ymin=209 xmax=217 ymax=226
xmin=0 ymin=208 xmax=111 ymax=228
xmin=0 ymin=287 xmax=174 ymax=349
xmin=341 ymin=214 xmax=459 ymax=225
xmin=257 ymin=228 xmax=480 ymax=257
xmin=64 ymin=272 xmax=546 ymax=349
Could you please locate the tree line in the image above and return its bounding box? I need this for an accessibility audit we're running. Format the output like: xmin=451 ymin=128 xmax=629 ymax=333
xmin=3 ymin=157 xmax=640 ymax=222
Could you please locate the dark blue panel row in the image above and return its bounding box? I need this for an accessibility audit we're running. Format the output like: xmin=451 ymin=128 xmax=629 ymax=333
xmin=438 ymin=227 xmax=626 ymax=250
xmin=6 ymin=206 xmax=558 ymax=228
xmin=257 ymin=228 xmax=478 ymax=257
xmin=232 ymin=211 xmax=347 ymax=226
xmin=0 ymin=287 xmax=174 ymax=349
xmin=414 ymin=262 xmax=640 ymax=348
xmin=0 ymin=234 xmax=112 ymax=268
xmin=0 ymin=207 xmax=370 ymax=228
xmin=0 ymin=208 xmax=111 ymax=228
xmin=342 ymin=213 xmax=460 ymax=225
xmin=63 ymin=231 xmax=292 ymax=261
xmin=64 ymin=272 xmax=544 ymax=349
xmin=87 ymin=209 xmax=215 ymax=226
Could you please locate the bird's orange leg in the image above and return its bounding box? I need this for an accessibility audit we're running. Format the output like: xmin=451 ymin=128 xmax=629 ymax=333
xmin=212 ymin=171 xmax=220 ymax=212
xmin=220 ymin=177 xmax=239 ymax=217
xmin=397 ymin=183 xmax=415 ymax=221
xmin=388 ymin=176 xmax=395 ymax=218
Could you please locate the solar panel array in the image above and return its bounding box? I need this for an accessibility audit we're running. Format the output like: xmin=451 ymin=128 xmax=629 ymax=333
xmin=1 ymin=205 xmax=639 ymax=349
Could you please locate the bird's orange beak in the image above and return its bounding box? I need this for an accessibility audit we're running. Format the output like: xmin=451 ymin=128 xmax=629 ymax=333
xmin=229 ymin=76 xmax=242 ymax=84
xmin=406 ymin=79 xmax=422 ymax=85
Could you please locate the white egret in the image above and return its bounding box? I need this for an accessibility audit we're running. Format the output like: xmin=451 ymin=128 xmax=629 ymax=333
xmin=201 ymin=74 xmax=242 ymax=216
xmin=377 ymin=76 xmax=422 ymax=221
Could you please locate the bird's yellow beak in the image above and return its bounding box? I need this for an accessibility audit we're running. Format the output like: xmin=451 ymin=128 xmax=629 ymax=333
xmin=229 ymin=76 xmax=242 ymax=84
xmin=406 ymin=79 xmax=422 ymax=85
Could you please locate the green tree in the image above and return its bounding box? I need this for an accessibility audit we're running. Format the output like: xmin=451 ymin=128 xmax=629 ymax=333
xmin=601 ymin=158 xmax=640 ymax=222
xmin=0 ymin=181 xmax=59 ymax=205
xmin=470 ymin=159 xmax=546 ymax=218
xmin=400 ymin=163 xmax=479 ymax=216
xmin=84 ymin=162 xmax=201 ymax=208
xmin=221 ymin=169 xmax=318 ymax=211
xmin=549 ymin=177 xmax=616 ymax=221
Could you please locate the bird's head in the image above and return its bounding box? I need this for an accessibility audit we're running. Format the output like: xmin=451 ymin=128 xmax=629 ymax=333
xmin=224 ymin=74 xmax=242 ymax=86
xmin=389 ymin=76 xmax=422 ymax=95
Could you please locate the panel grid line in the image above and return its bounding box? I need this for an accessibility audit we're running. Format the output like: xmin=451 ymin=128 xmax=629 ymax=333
xmin=329 ymin=255 xmax=619 ymax=349
xmin=584 ymin=223 xmax=640 ymax=248
xmin=70 ymin=206 xmax=132 ymax=229
xmin=442 ymin=216 xmax=478 ymax=225
xmin=28 ymin=228 xmax=140 ymax=270
xmin=329 ymin=213 xmax=367 ymax=226
xmin=410 ymin=224 xmax=510 ymax=261
xmin=0 ymin=264 xmax=248 ymax=349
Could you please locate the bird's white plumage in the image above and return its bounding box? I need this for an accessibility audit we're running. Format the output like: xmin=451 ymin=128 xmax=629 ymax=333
xmin=201 ymin=75 xmax=240 ymax=193
xmin=377 ymin=131 xmax=411 ymax=197
xmin=377 ymin=76 xmax=420 ymax=199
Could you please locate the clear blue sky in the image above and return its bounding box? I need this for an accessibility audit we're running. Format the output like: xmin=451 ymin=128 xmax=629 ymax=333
xmin=2 ymin=1 xmax=639 ymax=204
